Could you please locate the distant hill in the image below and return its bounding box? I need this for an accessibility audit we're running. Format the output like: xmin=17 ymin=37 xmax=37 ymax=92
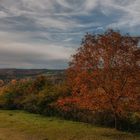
xmin=0 ymin=69 xmax=64 ymax=81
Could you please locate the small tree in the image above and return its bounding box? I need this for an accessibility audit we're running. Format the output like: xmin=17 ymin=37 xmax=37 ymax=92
xmin=64 ymin=30 xmax=140 ymax=129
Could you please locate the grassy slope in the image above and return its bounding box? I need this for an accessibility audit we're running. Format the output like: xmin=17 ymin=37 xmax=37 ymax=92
xmin=0 ymin=110 xmax=139 ymax=140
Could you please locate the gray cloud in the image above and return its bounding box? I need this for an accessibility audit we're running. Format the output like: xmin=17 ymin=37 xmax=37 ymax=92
xmin=0 ymin=0 xmax=140 ymax=68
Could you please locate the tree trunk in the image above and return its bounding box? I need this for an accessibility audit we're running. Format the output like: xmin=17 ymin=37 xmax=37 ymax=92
xmin=114 ymin=113 xmax=119 ymax=130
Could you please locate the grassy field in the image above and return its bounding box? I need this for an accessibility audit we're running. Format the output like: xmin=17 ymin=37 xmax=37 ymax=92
xmin=0 ymin=110 xmax=139 ymax=140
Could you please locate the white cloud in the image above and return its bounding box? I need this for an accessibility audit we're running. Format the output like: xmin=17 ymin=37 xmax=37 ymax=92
xmin=85 ymin=0 xmax=98 ymax=11
xmin=0 ymin=0 xmax=140 ymax=68
xmin=100 ymin=0 xmax=140 ymax=28
xmin=35 ymin=17 xmax=78 ymax=30
xmin=0 ymin=31 xmax=75 ymax=68
xmin=0 ymin=11 xmax=8 ymax=18
xmin=0 ymin=31 xmax=74 ymax=60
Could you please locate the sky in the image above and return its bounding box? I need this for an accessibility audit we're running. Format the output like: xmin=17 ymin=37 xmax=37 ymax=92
xmin=0 ymin=0 xmax=140 ymax=69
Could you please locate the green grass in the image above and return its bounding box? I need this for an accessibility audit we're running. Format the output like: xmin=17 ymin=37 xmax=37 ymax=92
xmin=0 ymin=110 xmax=139 ymax=140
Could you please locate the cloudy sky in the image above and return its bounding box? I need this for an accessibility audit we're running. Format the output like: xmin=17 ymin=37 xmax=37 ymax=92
xmin=0 ymin=0 xmax=140 ymax=69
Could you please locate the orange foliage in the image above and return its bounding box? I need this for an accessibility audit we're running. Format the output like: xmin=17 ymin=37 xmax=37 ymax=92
xmin=57 ymin=30 xmax=140 ymax=129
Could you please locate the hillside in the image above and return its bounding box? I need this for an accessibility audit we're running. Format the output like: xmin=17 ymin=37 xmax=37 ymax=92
xmin=0 ymin=69 xmax=64 ymax=81
xmin=0 ymin=110 xmax=139 ymax=140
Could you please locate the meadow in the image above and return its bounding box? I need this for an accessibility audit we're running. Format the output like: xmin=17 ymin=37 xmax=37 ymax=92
xmin=0 ymin=110 xmax=140 ymax=140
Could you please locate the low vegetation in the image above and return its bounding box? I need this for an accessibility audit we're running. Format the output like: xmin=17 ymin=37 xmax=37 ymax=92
xmin=0 ymin=110 xmax=140 ymax=140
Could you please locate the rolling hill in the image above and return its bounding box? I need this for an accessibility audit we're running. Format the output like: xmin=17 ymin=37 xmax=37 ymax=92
xmin=0 ymin=69 xmax=64 ymax=81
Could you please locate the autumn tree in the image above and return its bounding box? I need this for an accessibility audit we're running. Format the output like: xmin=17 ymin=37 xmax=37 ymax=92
xmin=0 ymin=80 xmax=4 ymax=87
xmin=59 ymin=30 xmax=140 ymax=129
xmin=31 ymin=75 xmax=47 ymax=93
